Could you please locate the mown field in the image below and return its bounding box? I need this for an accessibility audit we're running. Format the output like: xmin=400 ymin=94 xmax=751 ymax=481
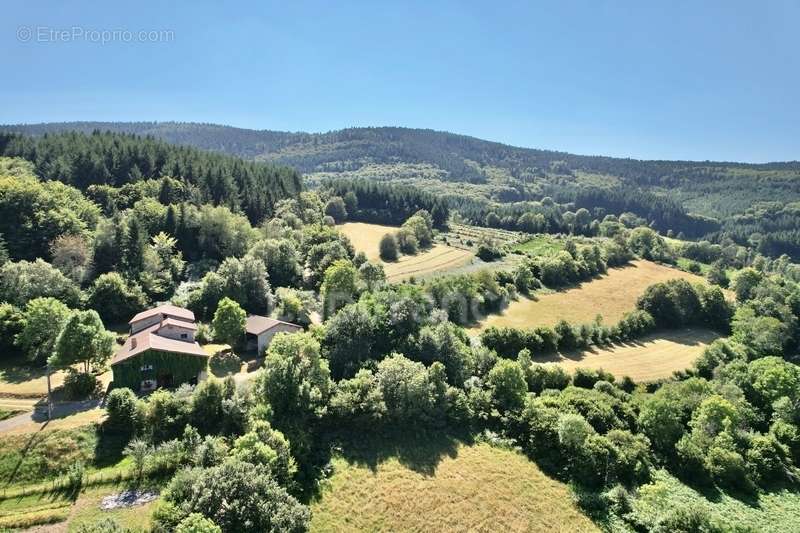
xmin=468 ymin=259 xmax=721 ymax=332
xmin=541 ymin=328 xmax=721 ymax=382
xmin=338 ymin=222 xmax=474 ymax=282
xmin=310 ymin=438 xmax=597 ymax=533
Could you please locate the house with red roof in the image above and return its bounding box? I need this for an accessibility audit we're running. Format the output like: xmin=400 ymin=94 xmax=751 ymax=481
xmin=112 ymin=304 xmax=209 ymax=391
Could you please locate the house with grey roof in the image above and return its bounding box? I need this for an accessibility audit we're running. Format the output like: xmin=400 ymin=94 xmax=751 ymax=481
xmin=245 ymin=314 xmax=303 ymax=355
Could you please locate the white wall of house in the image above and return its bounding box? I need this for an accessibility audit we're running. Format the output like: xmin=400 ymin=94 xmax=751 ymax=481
xmin=256 ymin=324 xmax=302 ymax=355
xmin=157 ymin=324 xmax=196 ymax=342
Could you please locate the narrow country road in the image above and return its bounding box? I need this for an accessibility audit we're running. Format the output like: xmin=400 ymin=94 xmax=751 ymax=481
xmin=0 ymin=399 xmax=103 ymax=433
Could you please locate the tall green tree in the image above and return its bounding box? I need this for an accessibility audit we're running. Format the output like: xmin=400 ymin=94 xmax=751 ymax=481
xmin=17 ymin=297 xmax=72 ymax=365
xmin=50 ymin=310 xmax=115 ymax=373
xmin=212 ymin=297 xmax=246 ymax=349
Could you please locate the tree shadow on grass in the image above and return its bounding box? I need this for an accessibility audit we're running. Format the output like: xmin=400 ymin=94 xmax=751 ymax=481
xmin=0 ymin=359 xmax=46 ymax=385
xmin=329 ymin=426 xmax=471 ymax=478
xmin=92 ymin=429 xmax=128 ymax=470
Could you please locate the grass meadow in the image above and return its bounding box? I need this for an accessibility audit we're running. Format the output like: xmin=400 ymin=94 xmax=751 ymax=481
xmin=541 ymin=328 xmax=721 ymax=382
xmin=338 ymin=222 xmax=474 ymax=282
xmin=468 ymin=260 xmax=720 ymax=332
xmin=310 ymin=433 xmax=597 ymax=533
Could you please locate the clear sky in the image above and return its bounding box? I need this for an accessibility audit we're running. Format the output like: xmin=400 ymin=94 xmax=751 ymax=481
xmin=2 ymin=1 xmax=798 ymax=162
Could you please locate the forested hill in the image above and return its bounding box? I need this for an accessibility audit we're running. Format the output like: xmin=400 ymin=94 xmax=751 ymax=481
xmin=0 ymin=130 xmax=302 ymax=224
xmin=4 ymin=122 xmax=799 ymax=218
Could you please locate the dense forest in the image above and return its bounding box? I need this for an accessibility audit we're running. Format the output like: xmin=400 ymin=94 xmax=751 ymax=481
xmin=3 ymin=122 xmax=799 ymax=259
xmin=0 ymin=130 xmax=302 ymax=224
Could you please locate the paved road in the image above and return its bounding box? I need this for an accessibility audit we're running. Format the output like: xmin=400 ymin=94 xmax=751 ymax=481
xmin=0 ymin=399 xmax=103 ymax=433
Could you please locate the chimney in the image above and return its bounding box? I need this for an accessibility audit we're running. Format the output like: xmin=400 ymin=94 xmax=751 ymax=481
xmin=131 ymin=338 xmax=137 ymax=350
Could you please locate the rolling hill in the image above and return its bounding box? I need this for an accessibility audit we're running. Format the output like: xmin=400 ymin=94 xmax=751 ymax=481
xmin=3 ymin=121 xmax=800 ymax=256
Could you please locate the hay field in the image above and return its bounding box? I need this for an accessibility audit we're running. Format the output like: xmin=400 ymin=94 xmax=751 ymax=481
xmin=338 ymin=222 xmax=474 ymax=282
xmin=543 ymin=328 xmax=721 ymax=382
xmin=310 ymin=441 xmax=597 ymax=533
xmin=469 ymin=259 xmax=721 ymax=331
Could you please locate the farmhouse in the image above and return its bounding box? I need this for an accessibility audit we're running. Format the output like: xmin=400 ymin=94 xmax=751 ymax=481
xmin=112 ymin=304 xmax=209 ymax=392
xmin=246 ymin=314 xmax=303 ymax=355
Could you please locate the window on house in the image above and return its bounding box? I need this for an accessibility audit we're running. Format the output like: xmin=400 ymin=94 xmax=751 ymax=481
xmin=181 ymin=333 xmax=188 ymax=339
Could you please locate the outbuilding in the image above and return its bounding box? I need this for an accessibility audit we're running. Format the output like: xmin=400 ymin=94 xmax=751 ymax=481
xmin=245 ymin=315 xmax=303 ymax=355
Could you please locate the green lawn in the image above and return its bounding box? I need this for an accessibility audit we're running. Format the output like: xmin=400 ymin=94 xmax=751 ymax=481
xmin=513 ymin=235 xmax=565 ymax=257
xmin=0 ymin=424 xmax=128 ymax=488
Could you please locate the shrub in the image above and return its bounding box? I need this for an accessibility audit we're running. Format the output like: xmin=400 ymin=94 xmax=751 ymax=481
xmin=65 ymin=460 xmax=85 ymax=492
xmin=155 ymin=460 xmax=309 ymax=533
xmin=176 ymin=513 xmax=222 ymax=533
xmin=63 ymin=370 xmax=100 ymax=400
xmin=525 ymin=364 xmax=570 ymax=393
xmin=487 ymin=359 xmax=527 ymax=412
xmin=379 ymin=233 xmax=399 ymax=261
xmin=105 ymin=387 xmax=139 ymax=434
xmin=74 ymin=518 xmax=131 ymax=533
xmin=572 ymin=368 xmax=614 ymax=389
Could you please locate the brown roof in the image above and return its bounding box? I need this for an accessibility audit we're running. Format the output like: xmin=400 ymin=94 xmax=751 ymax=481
xmin=112 ymin=324 xmax=208 ymax=365
xmin=128 ymin=304 xmax=195 ymax=325
xmin=245 ymin=315 xmax=302 ymax=336
xmin=159 ymin=318 xmax=198 ymax=331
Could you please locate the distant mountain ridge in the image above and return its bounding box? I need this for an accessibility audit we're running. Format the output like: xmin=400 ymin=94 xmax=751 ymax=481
xmin=2 ymin=121 xmax=800 ymax=221
xmin=3 ymin=121 xmax=797 ymax=169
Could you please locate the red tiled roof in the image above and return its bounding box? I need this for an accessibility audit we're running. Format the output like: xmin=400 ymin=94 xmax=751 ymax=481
xmin=128 ymin=304 xmax=195 ymax=325
xmin=112 ymin=323 xmax=207 ymax=365
xmin=245 ymin=314 xmax=302 ymax=336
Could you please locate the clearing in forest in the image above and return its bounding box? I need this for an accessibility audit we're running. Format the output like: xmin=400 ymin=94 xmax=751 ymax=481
xmin=310 ymin=437 xmax=597 ymax=532
xmin=543 ymin=328 xmax=721 ymax=382
xmin=338 ymin=222 xmax=474 ymax=282
xmin=468 ymin=259 xmax=720 ymax=331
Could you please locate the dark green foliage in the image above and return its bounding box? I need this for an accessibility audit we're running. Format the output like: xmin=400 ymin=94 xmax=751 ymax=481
xmin=62 ymin=370 xmax=100 ymax=400
xmin=0 ymin=131 xmax=302 ymax=224
xmin=636 ymin=279 xmax=709 ymax=329
xmin=105 ymin=387 xmax=139 ymax=434
xmin=379 ymin=233 xmax=399 ymax=261
xmin=0 ymin=259 xmax=81 ymax=308
xmin=326 ymin=178 xmax=449 ymax=227
xmin=86 ymin=272 xmax=148 ymax=324
xmin=0 ymin=303 xmax=24 ymax=358
xmin=112 ymin=351 xmax=208 ymax=394
xmin=156 ymin=459 xmax=309 ymax=533
xmin=0 ymin=170 xmax=100 ymax=261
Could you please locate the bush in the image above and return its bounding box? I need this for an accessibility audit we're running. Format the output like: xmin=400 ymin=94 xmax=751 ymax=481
xmin=155 ymin=459 xmax=309 ymax=533
xmin=105 ymin=387 xmax=139 ymax=434
xmin=176 ymin=513 xmax=222 ymax=533
xmin=65 ymin=460 xmax=85 ymax=492
xmin=379 ymin=233 xmax=399 ymax=261
xmin=63 ymin=370 xmax=100 ymax=400
xmin=572 ymin=368 xmax=614 ymax=389
xmin=525 ymin=364 xmax=570 ymax=393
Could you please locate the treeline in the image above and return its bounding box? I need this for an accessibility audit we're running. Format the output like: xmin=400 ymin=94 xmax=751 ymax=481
xmin=0 ymin=130 xmax=302 ymax=224
xmin=325 ymin=178 xmax=449 ymax=227
xmin=482 ymin=278 xmax=732 ymax=358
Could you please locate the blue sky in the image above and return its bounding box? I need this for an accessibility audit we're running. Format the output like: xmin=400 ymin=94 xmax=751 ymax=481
xmin=2 ymin=1 xmax=798 ymax=162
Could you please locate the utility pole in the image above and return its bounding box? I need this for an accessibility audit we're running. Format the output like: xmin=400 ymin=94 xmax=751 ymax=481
xmin=46 ymin=364 xmax=52 ymax=421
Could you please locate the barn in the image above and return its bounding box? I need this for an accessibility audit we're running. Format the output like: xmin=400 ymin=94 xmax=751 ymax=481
xmin=245 ymin=315 xmax=303 ymax=355
xmin=112 ymin=304 xmax=209 ymax=391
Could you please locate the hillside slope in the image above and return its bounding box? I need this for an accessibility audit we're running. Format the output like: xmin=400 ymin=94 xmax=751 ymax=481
xmin=3 ymin=121 xmax=798 ymax=214
xmin=4 ymin=121 xmax=800 ymax=256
